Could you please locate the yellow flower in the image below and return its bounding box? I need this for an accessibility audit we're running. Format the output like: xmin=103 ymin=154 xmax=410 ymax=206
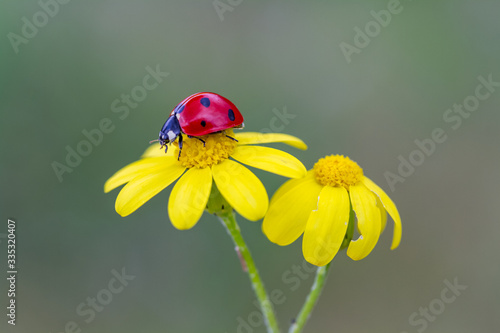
xmin=104 ymin=131 xmax=307 ymax=229
xmin=263 ymin=155 xmax=402 ymax=266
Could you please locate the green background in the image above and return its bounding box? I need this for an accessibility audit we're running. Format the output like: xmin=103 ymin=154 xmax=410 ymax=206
xmin=1 ymin=0 xmax=499 ymax=332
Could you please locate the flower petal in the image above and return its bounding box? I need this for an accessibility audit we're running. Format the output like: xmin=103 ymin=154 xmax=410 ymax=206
xmin=141 ymin=144 xmax=175 ymax=158
xmin=168 ymin=168 xmax=212 ymax=230
xmin=263 ymin=176 xmax=323 ymax=245
xmin=362 ymin=176 xmax=402 ymax=250
xmin=104 ymin=157 xmax=177 ymax=193
xmin=235 ymin=132 xmax=307 ymax=150
xmin=270 ymin=170 xmax=315 ymax=205
xmin=347 ymin=184 xmax=381 ymax=261
xmin=377 ymin=197 xmax=388 ymax=233
xmin=230 ymin=145 xmax=307 ymax=179
xmin=303 ymin=186 xmax=350 ymax=266
xmin=212 ymin=160 xmax=268 ymax=221
xmin=115 ymin=163 xmax=186 ymax=216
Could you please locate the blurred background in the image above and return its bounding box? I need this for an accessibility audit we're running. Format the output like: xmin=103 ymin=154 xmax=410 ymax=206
xmin=1 ymin=0 xmax=499 ymax=332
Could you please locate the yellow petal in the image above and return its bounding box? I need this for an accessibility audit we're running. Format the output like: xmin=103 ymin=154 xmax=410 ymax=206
xmin=212 ymin=160 xmax=268 ymax=221
xmin=377 ymin=197 xmax=388 ymax=233
xmin=263 ymin=176 xmax=323 ymax=245
xmin=271 ymin=170 xmax=315 ymax=205
xmin=362 ymin=176 xmax=402 ymax=250
xmin=104 ymin=157 xmax=177 ymax=193
xmin=230 ymin=145 xmax=307 ymax=179
xmin=234 ymin=132 xmax=307 ymax=150
xmin=141 ymin=144 xmax=175 ymax=158
xmin=347 ymin=184 xmax=381 ymax=261
xmin=303 ymin=186 xmax=350 ymax=266
xmin=115 ymin=163 xmax=186 ymax=216
xmin=168 ymin=168 xmax=212 ymax=230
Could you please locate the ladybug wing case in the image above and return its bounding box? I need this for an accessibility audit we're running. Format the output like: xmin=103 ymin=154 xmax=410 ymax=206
xmin=178 ymin=93 xmax=244 ymax=136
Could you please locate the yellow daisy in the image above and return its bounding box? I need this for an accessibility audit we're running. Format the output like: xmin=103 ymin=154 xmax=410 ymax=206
xmin=263 ymin=155 xmax=402 ymax=266
xmin=104 ymin=131 xmax=307 ymax=229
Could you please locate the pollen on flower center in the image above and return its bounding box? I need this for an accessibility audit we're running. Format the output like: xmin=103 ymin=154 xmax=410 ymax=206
xmin=313 ymin=155 xmax=363 ymax=189
xmin=175 ymin=129 xmax=237 ymax=168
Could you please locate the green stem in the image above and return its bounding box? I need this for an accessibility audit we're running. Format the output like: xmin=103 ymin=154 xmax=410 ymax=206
xmin=218 ymin=211 xmax=280 ymax=333
xmin=288 ymin=263 xmax=331 ymax=333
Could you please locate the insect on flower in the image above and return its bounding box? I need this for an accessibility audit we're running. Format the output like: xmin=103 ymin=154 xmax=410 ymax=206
xmin=155 ymin=92 xmax=245 ymax=158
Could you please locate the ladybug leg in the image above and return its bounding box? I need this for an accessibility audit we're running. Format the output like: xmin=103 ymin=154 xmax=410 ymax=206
xmin=225 ymin=135 xmax=238 ymax=142
xmin=222 ymin=130 xmax=239 ymax=142
xmin=188 ymin=135 xmax=206 ymax=147
xmin=158 ymin=140 xmax=168 ymax=153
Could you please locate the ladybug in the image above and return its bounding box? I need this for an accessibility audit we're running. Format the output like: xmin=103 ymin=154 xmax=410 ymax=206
xmin=157 ymin=92 xmax=244 ymax=158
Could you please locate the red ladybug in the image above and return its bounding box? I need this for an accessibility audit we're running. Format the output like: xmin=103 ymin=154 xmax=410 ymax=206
xmin=158 ymin=92 xmax=244 ymax=158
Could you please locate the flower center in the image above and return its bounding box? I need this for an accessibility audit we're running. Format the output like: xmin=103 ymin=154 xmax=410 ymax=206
xmin=175 ymin=130 xmax=237 ymax=168
xmin=313 ymin=155 xmax=364 ymax=189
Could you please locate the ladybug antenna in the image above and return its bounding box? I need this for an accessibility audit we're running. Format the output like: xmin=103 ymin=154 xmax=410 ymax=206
xmin=149 ymin=139 xmax=159 ymax=144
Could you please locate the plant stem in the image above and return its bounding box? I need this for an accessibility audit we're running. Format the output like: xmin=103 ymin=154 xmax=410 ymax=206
xmin=288 ymin=263 xmax=331 ymax=333
xmin=218 ymin=211 xmax=280 ymax=333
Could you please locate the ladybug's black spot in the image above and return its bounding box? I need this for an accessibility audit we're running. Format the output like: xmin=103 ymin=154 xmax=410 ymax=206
xmin=201 ymin=120 xmax=207 ymax=127
xmin=176 ymin=104 xmax=185 ymax=113
xmin=200 ymin=97 xmax=210 ymax=107
xmin=228 ymin=109 xmax=235 ymax=121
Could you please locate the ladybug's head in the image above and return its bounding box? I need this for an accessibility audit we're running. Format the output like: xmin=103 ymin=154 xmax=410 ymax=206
xmin=159 ymin=115 xmax=181 ymax=151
